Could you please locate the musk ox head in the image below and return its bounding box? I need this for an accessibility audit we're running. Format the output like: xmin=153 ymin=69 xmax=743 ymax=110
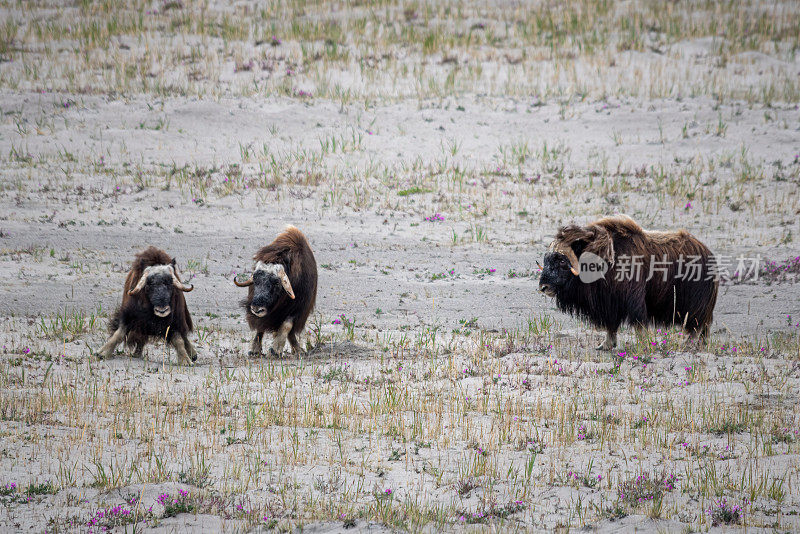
xmin=128 ymin=264 xmax=193 ymax=317
xmin=539 ymin=223 xmax=615 ymax=297
xmin=234 ymin=261 xmax=295 ymax=317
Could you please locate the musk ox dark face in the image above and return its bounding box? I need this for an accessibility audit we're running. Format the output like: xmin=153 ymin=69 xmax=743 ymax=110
xmin=250 ymin=269 xmax=284 ymax=317
xmin=128 ymin=264 xmax=194 ymax=318
xmin=144 ymin=270 xmax=175 ymax=317
xmin=240 ymin=261 xmax=296 ymax=318
xmin=539 ymin=251 xmax=579 ymax=297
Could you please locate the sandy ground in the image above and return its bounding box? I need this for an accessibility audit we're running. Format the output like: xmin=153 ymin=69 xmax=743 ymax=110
xmin=1 ymin=92 xmax=798 ymax=338
xmin=1 ymin=2 xmax=800 ymax=532
xmin=0 ymin=90 xmax=798 ymax=533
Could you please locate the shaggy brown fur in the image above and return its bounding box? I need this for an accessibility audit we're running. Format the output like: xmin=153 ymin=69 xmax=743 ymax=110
xmin=539 ymin=215 xmax=718 ymax=349
xmin=99 ymin=246 xmax=196 ymax=364
xmin=239 ymin=226 xmax=318 ymax=356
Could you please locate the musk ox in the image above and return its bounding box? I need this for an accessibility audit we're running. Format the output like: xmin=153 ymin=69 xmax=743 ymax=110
xmin=97 ymin=247 xmax=197 ymax=365
xmin=234 ymin=225 xmax=317 ymax=357
xmin=538 ymin=215 xmax=718 ymax=350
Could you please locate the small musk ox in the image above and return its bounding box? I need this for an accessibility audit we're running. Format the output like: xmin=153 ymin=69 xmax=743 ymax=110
xmin=539 ymin=215 xmax=718 ymax=350
xmin=98 ymin=247 xmax=197 ymax=365
xmin=234 ymin=225 xmax=317 ymax=357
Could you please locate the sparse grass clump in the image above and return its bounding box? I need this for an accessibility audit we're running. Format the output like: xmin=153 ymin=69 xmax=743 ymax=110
xmin=159 ymin=489 xmax=195 ymax=518
xmin=761 ymin=256 xmax=800 ymax=283
xmin=398 ymin=186 xmax=431 ymax=196
xmin=457 ymin=500 xmax=525 ymax=524
xmin=707 ymin=498 xmax=747 ymax=526
xmin=25 ymin=481 xmax=56 ymax=496
xmin=0 ymin=483 xmax=17 ymax=499
xmin=0 ymin=481 xmax=56 ymax=505
xmin=770 ymin=427 xmax=798 ymax=444
xmin=86 ymin=501 xmax=138 ymax=531
xmin=708 ymin=418 xmax=748 ymax=436
xmin=36 ymin=308 xmax=99 ymax=341
xmin=618 ymin=471 xmax=677 ymax=508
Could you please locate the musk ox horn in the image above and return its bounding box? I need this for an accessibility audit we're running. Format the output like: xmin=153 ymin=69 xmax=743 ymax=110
xmin=169 ymin=265 xmax=193 ymax=292
xmin=549 ymin=243 xmax=580 ymax=276
xmin=128 ymin=265 xmax=194 ymax=294
xmin=233 ymin=275 xmax=253 ymax=287
xmin=127 ymin=265 xmax=152 ymax=295
xmin=278 ymin=267 xmax=295 ymax=299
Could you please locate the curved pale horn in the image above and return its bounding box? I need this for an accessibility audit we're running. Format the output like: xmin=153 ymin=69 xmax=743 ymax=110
xmin=550 ymin=243 xmax=580 ymax=276
xmin=169 ymin=265 xmax=194 ymax=292
xmin=277 ymin=266 xmax=295 ymax=299
xmin=128 ymin=266 xmax=152 ymax=295
xmin=233 ymin=275 xmax=253 ymax=287
xmin=564 ymin=248 xmax=580 ymax=276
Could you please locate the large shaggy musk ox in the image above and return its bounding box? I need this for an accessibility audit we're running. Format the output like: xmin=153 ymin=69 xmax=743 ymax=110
xmin=538 ymin=215 xmax=718 ymax=350
xmin=234 ymin=225 xmax=317 ymax=357
xmin=97 ymin=247 xmax=197 ymax=365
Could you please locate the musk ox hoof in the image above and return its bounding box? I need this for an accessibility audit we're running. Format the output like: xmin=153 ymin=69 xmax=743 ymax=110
xmin=268 ymin=347 xmax=282 ymax=358
xmin=596 ymin=332 xmax=617 ymax=351
xmin=683 ymin=338 xmax=705 ymax=351
xmin=176 ymin=351 xmax=194 ymax=366
xmin=248 ymin=350 xmax=263 ymax=358
xmin=95 ymin=347 xmax=116 ymax=360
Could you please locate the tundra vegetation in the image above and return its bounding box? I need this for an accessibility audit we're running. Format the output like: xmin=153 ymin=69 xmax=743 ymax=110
xmin=0 ymin=0 xmax=799 ymax=531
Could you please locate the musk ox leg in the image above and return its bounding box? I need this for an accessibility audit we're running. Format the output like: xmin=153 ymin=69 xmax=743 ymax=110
xmin=597 ymin=330 xmax=617 ymax=351
xmin=248 ymin=332 xmax=264 ymax=358
xmin=288 ymin=331 xmax=304 ymax=356
xmin=270 ymin=320 xmax=293 ymax=357
xmin=686 ymin=323 xmax=710 ymax=348
xmin=98 ymin=327 xmax=126 ymax=359
xmin=699 ymin=323 xmax=710 ymax=343
xmin=132 ymin=342 xmax=144 ymax=358
xmin=170 ymin=336 xmax=193 ymax=366
xmin=182 ymin=334 xmax=198 ymax=362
